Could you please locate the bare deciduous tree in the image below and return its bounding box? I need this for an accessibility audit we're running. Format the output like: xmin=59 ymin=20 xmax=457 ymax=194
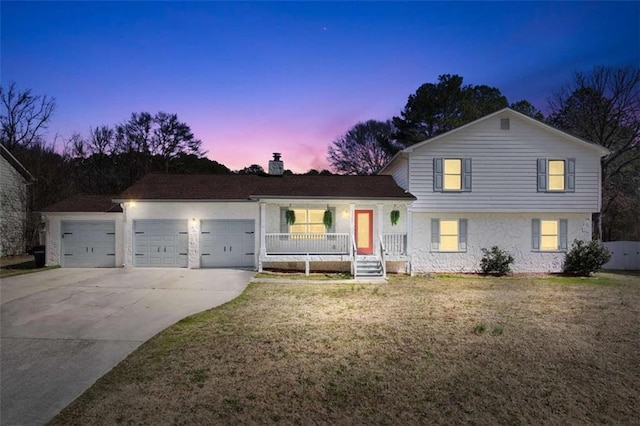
xmin=152 ymin=112 xmax=203 ymax=173
xmin=0 ymin=82 xmax=55 ymax=150
xmin=548 ymin=66 xmax=640 ymax=240
xmin=328 ymin=120 xmax=397 ymax=175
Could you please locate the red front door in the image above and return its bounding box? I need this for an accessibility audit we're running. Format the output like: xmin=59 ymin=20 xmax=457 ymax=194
xmin=355 ymin=210 xmax=373 ymax=255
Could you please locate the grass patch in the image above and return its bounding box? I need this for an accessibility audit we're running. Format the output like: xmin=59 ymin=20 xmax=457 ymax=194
xmin=542 ymin=274 xmax=619 ymax=286
xmin=602 ymin=269 xmax=640 ymax=277
xmin=254 ymin=271 xmax=353 ymax=280
xmin=50 ymin=273 xmax=640 ymax=425
xmin=0 ymin=261 xmax=59 ymax=278
xmin=473 ymin=323 xmax=487 ymax=334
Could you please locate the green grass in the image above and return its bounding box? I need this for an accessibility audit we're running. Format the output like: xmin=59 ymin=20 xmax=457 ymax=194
xmin=49 ymin=272 xmax=640 ymax=425
xmin=0 ymin=260 xmax=59 ymax=278
xmin=602 ymin=269 xmax=640 ymax=276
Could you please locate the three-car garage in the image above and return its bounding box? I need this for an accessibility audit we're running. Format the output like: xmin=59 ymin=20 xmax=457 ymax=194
xmin=42 ymin=194 xmax=259 ymax=270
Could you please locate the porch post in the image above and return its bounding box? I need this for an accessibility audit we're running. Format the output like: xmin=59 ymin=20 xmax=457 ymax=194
xmin=407 ymin=208 xmax=413 ymax=276
xmin=258 ymin=202 xmax=266 ymax=272
xmin=349 ymin=204 xmax=355 ymax=258
xmin=377 ymin=203 xmax=384 ymax=256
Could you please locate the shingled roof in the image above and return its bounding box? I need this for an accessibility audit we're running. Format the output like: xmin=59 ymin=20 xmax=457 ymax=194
xmin=251 ymin=175 xmax=415 ymax=199
xmin=1 ymin=143 xmax=35 ymax=182
xmin=115 ymin=173 xmax=415 ymax=201
xmin=41 ymin=194 xmax=123 ymax=213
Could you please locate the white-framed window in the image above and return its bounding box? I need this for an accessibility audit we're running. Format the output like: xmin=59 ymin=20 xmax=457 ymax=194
xmin=290 ymin=209 xmax=325 ymax=234
xmin=431 ymin=218 xmax=467 ymax=252
xmin=433 ymin=158 xmax=471 ymax=192
xmin=537 ymin=158 xmax=575 ymax=192
xmin=532 ymin=218 xmax=568 ymax=251
xmin=280 ymin=207 xmax=335 ymax=234
xmin=444 ymin=159 xmax=462 ymax=190
xmin=548 ymin=160 xmax=565 ymax=191
xmin=541 ymin=220 xmax=559 ymax=251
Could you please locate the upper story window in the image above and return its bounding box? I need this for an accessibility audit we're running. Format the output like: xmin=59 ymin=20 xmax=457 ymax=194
xmin=537 ymin=158 xmax=575 ymax=192
xmin=434 ymin=158 xmax=472 ymax=192
xmin=548 ymin=160 xmax=565 ymax=190
xmin=444 ymin=159 xmax=461 ymax=190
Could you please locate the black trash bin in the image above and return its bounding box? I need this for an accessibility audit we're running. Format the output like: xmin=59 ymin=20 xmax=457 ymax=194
xmin=32 ymin=245 xmax=46 ymax=268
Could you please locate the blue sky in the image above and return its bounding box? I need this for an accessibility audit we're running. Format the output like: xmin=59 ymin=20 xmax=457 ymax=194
xmin=2 ymin=1 xmax=638 ymax=172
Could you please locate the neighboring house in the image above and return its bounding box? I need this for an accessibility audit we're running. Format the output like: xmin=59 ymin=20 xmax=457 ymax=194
xmin=380 ymin=107 xmax=609 ymax=273
xmin=0 ymin=144 xmax=35 ymax=256
xmin=41 ymin=108 xmax=608 ymax=275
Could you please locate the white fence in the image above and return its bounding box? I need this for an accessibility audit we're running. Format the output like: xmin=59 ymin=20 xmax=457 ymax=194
xmin=602 ymin=241 xmax=640 ymax=270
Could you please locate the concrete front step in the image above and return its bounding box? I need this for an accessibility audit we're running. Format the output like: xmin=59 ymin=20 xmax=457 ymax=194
xmin=356 ymin=258 xmax=383 ymax=277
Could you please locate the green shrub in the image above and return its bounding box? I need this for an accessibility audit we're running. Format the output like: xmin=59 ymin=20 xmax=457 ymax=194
xmin=479 ymin=246 xmax=514 ymax=276
xmin=563 ymin=239 xmax=611 ymax=276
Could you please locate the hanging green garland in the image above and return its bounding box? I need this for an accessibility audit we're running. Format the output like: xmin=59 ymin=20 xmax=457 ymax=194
xmin=323 ymin=208 xmax=333 ymax=229
xmin=390 ymin=209 xmax=400 ymax=226
xmin=285 ymin=209 xmax=296 ymax=225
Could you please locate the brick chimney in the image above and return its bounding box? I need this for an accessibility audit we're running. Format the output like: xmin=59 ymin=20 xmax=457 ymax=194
xmin=268 ymin=152 xmax=284 ymax=176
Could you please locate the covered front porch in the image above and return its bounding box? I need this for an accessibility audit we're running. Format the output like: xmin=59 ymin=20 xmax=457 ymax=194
xmin=256 ymin=201 xmax=411 ymax=277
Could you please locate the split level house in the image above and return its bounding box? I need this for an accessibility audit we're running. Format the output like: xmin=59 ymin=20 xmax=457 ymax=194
xmin=41 ymin=108 xmax=609 ymax=276
xmin=1 ymin=143 xmax=35 ymax=256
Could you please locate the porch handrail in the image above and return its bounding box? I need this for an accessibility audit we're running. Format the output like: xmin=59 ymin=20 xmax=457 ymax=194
xmin=351 ymin=235 xmax=358 ymax=277
xmin=379 ymin=233 xmax=387 ymax=278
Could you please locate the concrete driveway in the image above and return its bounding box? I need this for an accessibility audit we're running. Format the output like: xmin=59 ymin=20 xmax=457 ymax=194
xmin=0 ymin=268 xmax=253 ymax=425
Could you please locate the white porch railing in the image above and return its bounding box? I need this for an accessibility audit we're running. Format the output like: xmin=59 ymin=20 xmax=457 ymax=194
xmin=265 ymin=233 xmax=350 ymax=255
xmin=383 ymin=233 xmax=407 ymax=255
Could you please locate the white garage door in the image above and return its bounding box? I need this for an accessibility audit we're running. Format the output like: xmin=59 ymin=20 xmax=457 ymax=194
xmin=200 ymin=220 xmax=255 ymax=268
xmin=134 ymin=220 xmax=188 ymax=267
xmin=61 ymin=221 xmax=116 ymax=268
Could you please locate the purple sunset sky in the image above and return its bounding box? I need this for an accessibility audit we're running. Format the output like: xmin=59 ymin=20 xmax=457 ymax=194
xmin=2 ymin=1 xmax=638 ymax=173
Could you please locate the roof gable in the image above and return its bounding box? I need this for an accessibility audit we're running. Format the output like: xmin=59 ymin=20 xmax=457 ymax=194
xmin=381 ymin=108 xmax=609 ymax=173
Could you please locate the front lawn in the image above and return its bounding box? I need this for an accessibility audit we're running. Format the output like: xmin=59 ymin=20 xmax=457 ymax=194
xmin=51 ymin=273 xmax=640 ymax=425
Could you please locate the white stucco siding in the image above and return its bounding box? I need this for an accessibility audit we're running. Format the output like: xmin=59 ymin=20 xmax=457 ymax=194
xmin=0 ymin=154 xmax=28 ymax=256
xmin=408 ymin=114 xmax=603 ymax=212
xmin=123 ymin=201 xmax=260 ymax=268
xmin=382 ymin=204 xmax=407 ymax=234
xmin=43 ymin=213 xmax=124 ymax=267
xmin=411 ymin=212 xmax=591 ymax=273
